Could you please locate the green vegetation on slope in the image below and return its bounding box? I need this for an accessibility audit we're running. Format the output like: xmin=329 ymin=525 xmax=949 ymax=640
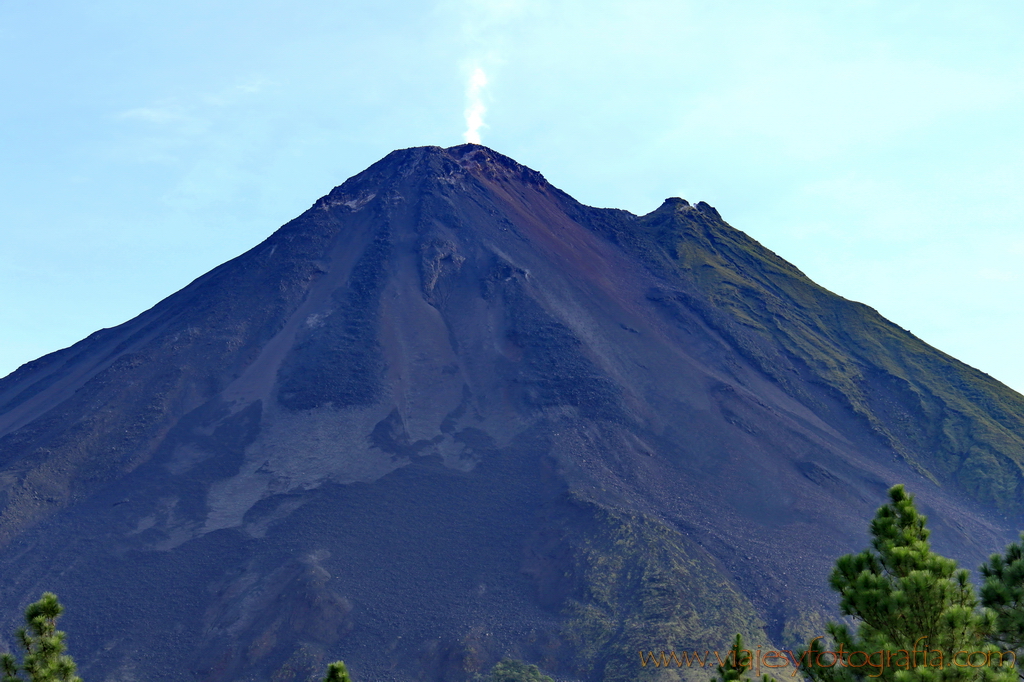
xmin=477 ymin=659 xmax=555 ymax=682
xmin=559 ymin=494 xmax=767 ymax=681
xmin=626 ymin=200 xmax=1024 ymax=510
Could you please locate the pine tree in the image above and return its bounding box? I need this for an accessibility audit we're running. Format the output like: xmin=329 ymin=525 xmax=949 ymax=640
xmin=322 ymin=661 xmax=351 ymax=682
xmin=1 ymin=592 xmax=81 ymax=682
xmin=711 ymin=634 xmax=775 ymax=682
xmin=799 ymin=485 xmax=1016 ymax=682
xmin=980 ymin=533 xmax=1024 ymax=659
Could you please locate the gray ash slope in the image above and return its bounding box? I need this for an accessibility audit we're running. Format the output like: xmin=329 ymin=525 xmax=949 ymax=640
xmin=2 ymin=144 xmax=1024 ymax=681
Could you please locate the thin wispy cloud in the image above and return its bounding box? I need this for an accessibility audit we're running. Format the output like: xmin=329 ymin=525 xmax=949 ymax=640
xmin=463 ymin=67 xmax=488 ymax=143
xmin=118 ymin=106 xmax=189 ymax=125
xmin=118 ymin=80 xmax=269 ymax=125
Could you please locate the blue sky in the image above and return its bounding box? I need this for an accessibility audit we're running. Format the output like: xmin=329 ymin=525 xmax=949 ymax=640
xmin=2 ymin=0 xmax=1023 ymax=393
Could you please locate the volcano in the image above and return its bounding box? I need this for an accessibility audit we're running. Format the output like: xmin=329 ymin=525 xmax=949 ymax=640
xmin=1 ymin=145 xmax=1023 ymax=682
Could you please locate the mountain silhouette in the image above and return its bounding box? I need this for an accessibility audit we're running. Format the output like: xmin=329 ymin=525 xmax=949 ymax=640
xmin=1 ymin=144 xmax=1023 ymax=681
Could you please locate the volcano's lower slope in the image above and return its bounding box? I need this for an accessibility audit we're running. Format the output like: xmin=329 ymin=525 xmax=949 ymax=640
xmin=1 ymin=145 xmax=1023 ymax=681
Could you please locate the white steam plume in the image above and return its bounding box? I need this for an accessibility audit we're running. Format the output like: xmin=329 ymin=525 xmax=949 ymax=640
xmin=463 ymin=67 xmax=488 ymax=144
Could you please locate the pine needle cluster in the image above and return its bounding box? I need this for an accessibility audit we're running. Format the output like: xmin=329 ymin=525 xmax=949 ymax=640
xmin=712 ymin=634 xmax=774 ymax=682
xmin=322 ymin=660 xmax=352 ymax=682
xmin=980 ymin=533 xmax=1024 ymax=654
xmin=1 ymin=592 xmax=81 ymax=682
xmin=799 ymin=485 xmax=1015 ymax=682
